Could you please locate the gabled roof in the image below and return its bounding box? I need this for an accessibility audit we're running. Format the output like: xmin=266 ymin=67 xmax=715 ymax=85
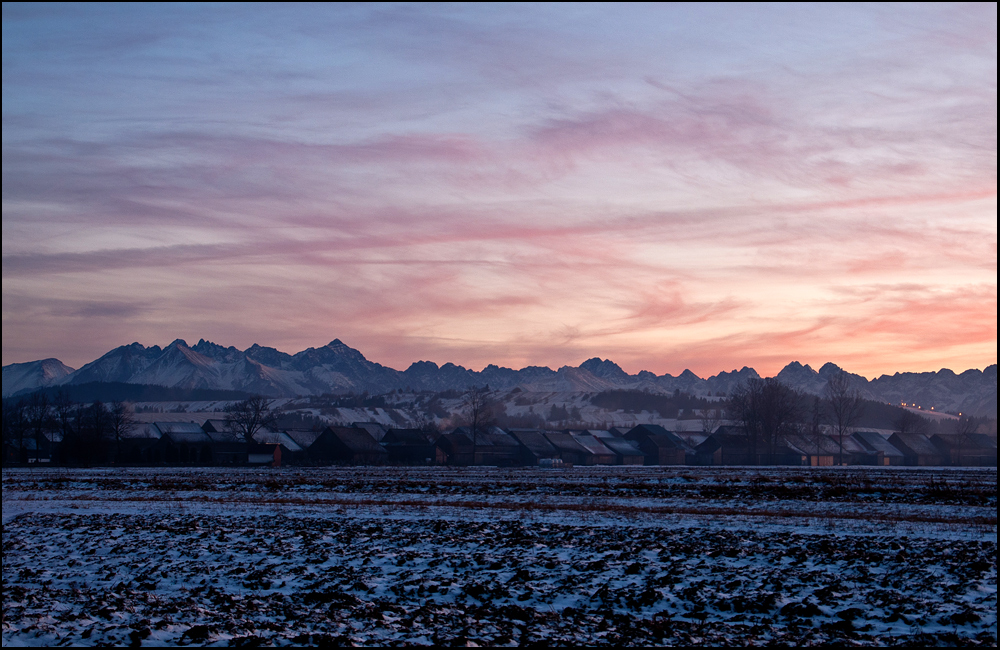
xmin=383 ymin=428 xmax=432 ymax=446
xmin=783 ymin=434 xmax=840 ymax=456
xmin=571 ymin=433 xmax=615 ymax=457
xmin=508 ymin=430 xmax=558 ymax=457
xmin=162 ymin=430 xmax=212 ymax=445
xmin=593 ymin=436 xmax=642 ymax=458
xmin=284 ymin=429 xmax=323 ymax=449
xmin=481 ymin=428 xmax=519 ymax=448
xmin=695 ymin=426 xmax=748 ymax=452
xmin=890 ymin=432 xmax=940 ymax=456
xmin=436 ymin=431 xmax=474 ymax=451
xmin=627 ymin=424 xmax=694 ymax=451
xmin=152 ymin=421 xmax=205 ymax=436
xmin=450 ymin=426 xmax=516 ymax=447
xmin=131 ymin=423 xmax=162 ymax=439
xmin=852 ymin=431 xmax=905 ymax=458
xmin=325 ymin=426 xmax=386 ymax=454
xmin=204 ymin=429 xmax=242 ymax=443
xmin=967 ymin=433 xmax=998 ymax=450
xmin=202 ymin=419 xmax=232 ymax=433
xmin=782 ymin=439 xmax=811 ymax=456
xmin=252 ymin=429 xmax=303 ymax=452
xmin=629 ymin=424 xmax=673 ymax=437
xmin=352 ymin=422 xmax=388 ymax=442
xmin=675 ymin=432 xmax=710 ymax=448
xmin=544 ymin=431 xmax=590 ymax=454
xmin=837 ymin=435 xmax=873 ymax=455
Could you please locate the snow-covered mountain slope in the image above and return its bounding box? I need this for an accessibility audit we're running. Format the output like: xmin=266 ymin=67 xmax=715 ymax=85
xmin=67 ymin=342 xmax=163 ymax=385
xmin=3 ymin=339 xmax=995 ymax=416
xmin=1 ymin=358 xmax=75 ymax=396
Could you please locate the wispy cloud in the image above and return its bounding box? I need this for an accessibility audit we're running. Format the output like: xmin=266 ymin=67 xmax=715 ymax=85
xmin=3 ymin=4 xmax=995 ymax=374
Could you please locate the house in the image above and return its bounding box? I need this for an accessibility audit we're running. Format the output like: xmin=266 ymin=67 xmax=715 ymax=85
xmin=449 ymin=426 xmax=520 ymax=465
xmin=307 ymin=426 xmax=388 ymax=465
xmin=248 ymin=443 xmax=281 ymax=467
xmin=434 ymin=430 xmax=475 ymax=465
xmin=624 ymin=424 xmax=692 ymax=465
xmin=781 ymin=434 xmax=835 ymax=466
xmin=3 ymin=436 xmax=53 ymax=465
xmin=964 ymin=433 xmax=998 ymax=467
xmin=150 ymin=422 xmax=214 ymax=464
xmin=201 ymin=419 xmax=253 ymax=465
xmin=852 ymin=431 xmax=906 ymax=466
xmin=568 ymin=432 xmax=616 ymax=465
xmin=252 ymin=428 xmax=303 ymax=465
xmin=694 ymin=426 xmax=802 ymax=466
xmin=382 ymin=428 xmax=436 ymax=465
xmin=116 ymin=423 xmax=161 ymax=464
xmin=836 ymin=434 xmax=884 ymax=466
xmin=931 ymin=434 xmax=998 ymax=467
xmin=352 ymin=422 xmax=389 ymax=443
xmin=477 ymin=427 xmax=522 ymax=466
xmin=284 ymin=429 xmax=324 ymax=461
xmin=889 ymin=432 xmax=944 ymax=466
xmin=590 ymin=433 xmax=645 ymax=465
xmin=508 ymin=429 xmax=560 ymax=466
xmin=543 ymin=431 xmax=592 ymax=466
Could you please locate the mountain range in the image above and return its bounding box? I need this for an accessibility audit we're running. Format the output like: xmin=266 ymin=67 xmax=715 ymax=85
xmin=2 ymin=339 xmax=996 ymax=417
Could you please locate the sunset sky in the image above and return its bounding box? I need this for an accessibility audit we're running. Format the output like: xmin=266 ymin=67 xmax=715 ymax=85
xmin=3 ymin=3 xmax=996 ymax=379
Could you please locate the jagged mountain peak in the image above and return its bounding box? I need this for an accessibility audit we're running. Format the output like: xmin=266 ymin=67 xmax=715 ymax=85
xmin=779 ymin=360 xmax=816 ymax=374
xmin=405 ymin=360 xmax=440 ymax=372
xmin=324 ymin=339 xmax=361 ymax=355
xmin=579 ymin=357 xmax=628 ymax=379
xmin=818 ymin=362 xmax=844 ymax=377
xmin=3 ymin=341 xmax=995 ymax=416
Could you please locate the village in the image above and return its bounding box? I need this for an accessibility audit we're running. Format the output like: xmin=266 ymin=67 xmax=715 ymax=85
xmin=5 ymin=411 xmax=996 ymax=469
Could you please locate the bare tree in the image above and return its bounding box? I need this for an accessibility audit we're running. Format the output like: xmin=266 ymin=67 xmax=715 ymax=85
xmin=700 ymin=405 xmax=724 ymax=434
xmin=108 ymin=401 xmax=137 ymax=463
xmin=24 ymin=392 xmax=51 ymax=464
xmin=463 ymin=386 xmax=496 ymax=464
xmin=808 ymin=395 xmax=824 ymax=464
xmin=730 ymin=378 xmax=800 ymax=464
xmin=893 ymin=409 xmax=925 ymax=436
xmin=825 ymin=371 xmax=865 ymax=465
xmin=65 ymin=401 xmax=111 ymax=466
xmin=2 ymin=398 xmax=29 ymax=464
xmin=224 ymin=396 xmax=276 ymax=443
xmin=951 ymin=414 xmax=980 ymax=466
xmin=53 ymin=389 xmax=75 ymax=439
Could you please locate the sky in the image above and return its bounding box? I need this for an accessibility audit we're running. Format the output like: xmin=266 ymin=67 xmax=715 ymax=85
xmin=2 ymin=3 xmax=996 ymax=379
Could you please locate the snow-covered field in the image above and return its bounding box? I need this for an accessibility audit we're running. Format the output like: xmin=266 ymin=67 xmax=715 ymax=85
xmin=3 ymin=467 xmax=996 ymax=646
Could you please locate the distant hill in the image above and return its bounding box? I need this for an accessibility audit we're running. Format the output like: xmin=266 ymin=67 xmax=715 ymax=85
xmin=15 ymin=382 xmax=253 ymax=404
xmin=3 ymin=339 xmax=996 ymax=417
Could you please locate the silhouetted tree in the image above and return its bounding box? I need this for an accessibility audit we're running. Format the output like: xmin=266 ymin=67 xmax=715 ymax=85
xmin=62 ymin=401 xmax=111 ymax=465
xmin=700 ymin=406 xmax=724 ymax=434
xmin=25 ymin=392 xmax=51 ymax=464
xmin=825 ymin=371 xmax=865 ymax=465
xmin=951 ymin=414 xmax=981 ymax=466
xmin=463 ymin=386 xmax=497 ymax=463
xmin=224 ymin=396 xmax=276 ymax=443
xmin=730 ymin=377 xmax=800 ymax=464
xmin=108 ymin=401 xmax=137 ymax=462
xmin=893 ymin=409 xmax=925 ymax=436
xmin=2 ymin=398 xmax=29 ymax=464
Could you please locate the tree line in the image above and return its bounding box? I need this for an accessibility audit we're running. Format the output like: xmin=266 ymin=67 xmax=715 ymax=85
xmin=2 ymin=391 xmax=280 ymax=465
